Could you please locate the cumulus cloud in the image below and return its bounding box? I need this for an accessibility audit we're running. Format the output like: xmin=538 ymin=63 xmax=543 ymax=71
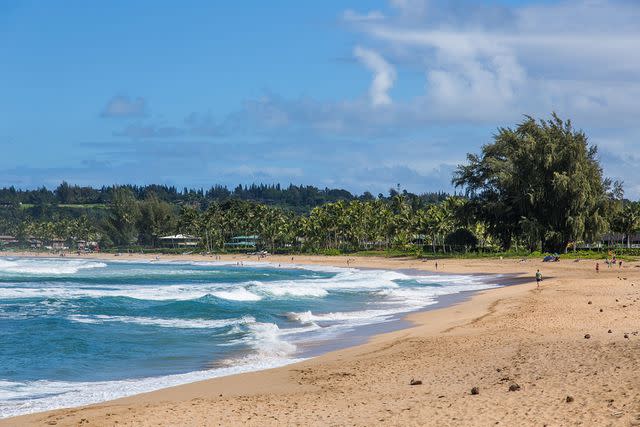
xmin=101 ymin=96 xmax=147 ymax=118
xmin=96 ymin=0 xmax=640 ymax=197
xmin=350 ymin=0 xmax=640 ymax=124
xmin=353 ymin=46 xmax=396 ymax=107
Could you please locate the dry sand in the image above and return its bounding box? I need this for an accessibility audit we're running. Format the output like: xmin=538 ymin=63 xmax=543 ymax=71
xmin=2 ymin=252 xmax=640 ymax=426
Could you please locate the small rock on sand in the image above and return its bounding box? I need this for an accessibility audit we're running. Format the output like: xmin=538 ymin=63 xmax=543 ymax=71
xmin=566 ymin=396 xmax=574 ymax=403
xmin=584 ymin=334 xmax=591 ymax=339
xmin=471 ymin=387 xmax=480 ymax=395
xmin=624 ymin=334 xmax=629 ymax=339
xmin=608 ymin=329 xmax=612 ymax=333
xmin=508 ymin=383 xmax=520 ymax=392
xmin=410 ymin=379 xmax=422 ymax=386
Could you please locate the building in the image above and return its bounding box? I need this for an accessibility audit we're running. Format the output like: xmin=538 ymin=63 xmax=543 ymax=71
xmin=0 ymin=235 xmax=19 ymax=246
xmin=47 ymin=239 xmax=68 ymax=251
xmin=77 ymin=240 xmax=100 ymax=252
xmin=224 ymin=235 xmax=259 ymax=249
xmin=158 ymin=234 xmax=201 ymax=248
xmin=601 ymin=233 xmax=640 ymax=248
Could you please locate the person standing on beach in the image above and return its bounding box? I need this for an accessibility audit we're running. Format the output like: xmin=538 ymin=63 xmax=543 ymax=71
xmin=535 ymin=270 xmax=542 ymax=288
xmin=596 ymin=262 xmax=599 ymax=273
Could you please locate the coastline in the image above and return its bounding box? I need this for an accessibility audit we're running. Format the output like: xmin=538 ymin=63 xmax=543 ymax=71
xmin=2 ymin=252 xmax=640 ymax=425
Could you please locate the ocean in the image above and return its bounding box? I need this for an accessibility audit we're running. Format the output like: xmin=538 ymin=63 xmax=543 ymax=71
xmin=0 ymin=257 xmax=500 ymax=418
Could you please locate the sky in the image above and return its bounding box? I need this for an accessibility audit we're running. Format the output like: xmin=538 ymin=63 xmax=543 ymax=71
xmin=1 ymin=0 xmax=640 ymax=197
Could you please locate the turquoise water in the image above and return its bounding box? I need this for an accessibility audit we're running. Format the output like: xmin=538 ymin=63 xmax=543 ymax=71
xmin=0 ymin=257 xmax=498 ymax=418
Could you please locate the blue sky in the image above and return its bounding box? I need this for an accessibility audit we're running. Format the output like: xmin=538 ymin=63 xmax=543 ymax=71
xmin=2 ymin=0 xmax=640 ymax=197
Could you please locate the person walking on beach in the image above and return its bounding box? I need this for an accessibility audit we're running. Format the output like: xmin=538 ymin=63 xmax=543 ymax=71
xmin=535 ymin=270 xmax=542 ymax=288
xmin=596 ymin=262 xmax=599 ymax=273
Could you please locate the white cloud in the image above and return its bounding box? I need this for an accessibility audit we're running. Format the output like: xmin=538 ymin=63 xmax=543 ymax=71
xmin=388 ymin=0 xmax=429 ymax=19
xmin=340 ymin=0 xmax=640 ymax=125
xmin=353 ymin=46 xmax=396 ymax=107
xmin=101 ymin=95 xmax=147 ymax=118
xmin=96 ymin=0 xmax=640 ymax=197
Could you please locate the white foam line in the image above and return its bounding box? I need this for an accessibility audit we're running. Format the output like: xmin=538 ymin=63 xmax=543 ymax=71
xmin=66 ymin=314 xmax=256 ymax=329
xmin=0 ymin=356 xmax=306 ymax=419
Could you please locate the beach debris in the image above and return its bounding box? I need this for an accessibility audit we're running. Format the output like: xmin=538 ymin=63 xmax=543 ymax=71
xmin=566 ymin=396 xmax=574 ymax=403
xmin=496 ymin=368 xmax=502 ymax=372
xmin=508 ymin=383 xmax=521 ymax=392
xmin=624 ymin=334 xmax=629 ymax=339
xmin=600 ymin=308 xmax=603 ymax=312
xmin=471 ymin=387 xmax=480 ymax=395
xmin=588 ymin=301 xmax=592 ymax=305
xmin=584 ymin=334 xmax=591 ymax=339
xmin=608 ymin=329 xmax=613 ymax=333
xmin=410 ymin=379 xmax=422 ymax=386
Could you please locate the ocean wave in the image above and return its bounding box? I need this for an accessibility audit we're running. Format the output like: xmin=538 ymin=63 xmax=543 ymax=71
xmin=211 ymin=288 xmax=262 ymax=301
xmin=0 ymin=284 xmax=212 ymax=301
xmin=245 ymin=322 xmax=298 ymax=357
xmin=0 ymin=258 xmax=507 ymax=419
xmin=66 ymin=314 xmax=256 ymax=329
xmin=285 ymin=308 xmax=405 ymax=325
xmin=0 ymin=356 xmax=305 ymax=419
xmin=0 ymin=258 xmax=107 ymax=275
xmin=250 ymin=281 xmax=329 ymax=298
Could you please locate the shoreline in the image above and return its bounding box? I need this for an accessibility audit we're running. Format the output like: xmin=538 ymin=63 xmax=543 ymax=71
xmin=2 ymin=252 xmax=640 ymax=425
xmin=0 ymin=252 xmax=513 ymax=418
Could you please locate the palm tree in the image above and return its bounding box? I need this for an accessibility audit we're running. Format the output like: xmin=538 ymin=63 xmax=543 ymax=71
xmin=614 ymin=203 xmax=640 ymax=248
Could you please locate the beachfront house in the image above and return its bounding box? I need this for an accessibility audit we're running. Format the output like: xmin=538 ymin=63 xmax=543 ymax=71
xmin=158 ymin=234 xmax=201 ymax=248
xmin=0 ymin=235 xmax=19 ymax=247
xmin=601 ymin=233 xmax=640 ymax=248
xmin=77 ymin=240 xmax=100 ymax=252
xmin=224 ymin=235 xmax=259 ymax=250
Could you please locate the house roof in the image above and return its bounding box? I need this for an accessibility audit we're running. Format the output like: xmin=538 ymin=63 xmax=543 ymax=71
xmin=158 ymin=234 xmax=199 ymax=240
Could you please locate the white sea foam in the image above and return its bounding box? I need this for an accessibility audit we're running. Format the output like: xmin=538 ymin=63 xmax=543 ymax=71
xmin=66 ymin=314 xmax=256 ymax=329
xmin=0 ymin=356 xmax=305 ymax=419
xmin=0 ymin=258 xmax=107 ymax=275
xmin=252 ymin=281 xmax=329 ymax=298
xmin=211 ymin=288 xmax=262 ymax=301
xmin=245 ymin=322 xmax=297 ymax=357
xmin=0 ymin=284 xmax=213 ymax=301
xmin=286 ymin=309 xmax=395 ymax=323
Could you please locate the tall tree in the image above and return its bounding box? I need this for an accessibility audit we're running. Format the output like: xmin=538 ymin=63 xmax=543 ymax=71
xmin=612 ymin=202 xmax=640 ymax=248
xmin=105 ymin=187 xmax=141 ymax=247
xmin=453 ymin=113 xmax=618 ymax=252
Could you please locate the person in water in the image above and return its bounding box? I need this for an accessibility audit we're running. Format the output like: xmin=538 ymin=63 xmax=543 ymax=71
xmin=535 ymin=269 xmax=542 ymax=288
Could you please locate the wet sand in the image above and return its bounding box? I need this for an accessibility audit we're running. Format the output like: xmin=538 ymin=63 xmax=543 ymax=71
xmin=2 ymin=252 xmax=640 ymax=426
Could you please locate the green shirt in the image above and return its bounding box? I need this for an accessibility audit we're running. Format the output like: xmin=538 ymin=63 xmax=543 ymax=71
xmin=536 ymin=272 xmax=542 ymax=280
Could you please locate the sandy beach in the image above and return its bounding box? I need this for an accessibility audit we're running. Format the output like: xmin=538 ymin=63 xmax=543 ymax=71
xmin=2 ymin=252 xmax=640 ymax=426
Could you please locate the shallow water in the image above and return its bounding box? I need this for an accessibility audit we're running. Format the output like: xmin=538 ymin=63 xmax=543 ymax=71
xmin=0 ymin=257 xmax=499 ymax=418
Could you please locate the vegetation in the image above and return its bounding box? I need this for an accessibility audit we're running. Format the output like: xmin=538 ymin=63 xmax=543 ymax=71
xmin=0 ymin=114 xmax=638 ymax=258
xmin=453 ymin=114 xmax=621 ymax=253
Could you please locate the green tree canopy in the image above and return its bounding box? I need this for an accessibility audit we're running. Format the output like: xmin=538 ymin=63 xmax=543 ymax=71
xmin=453 ymin=113 xmax=619 ymax=252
